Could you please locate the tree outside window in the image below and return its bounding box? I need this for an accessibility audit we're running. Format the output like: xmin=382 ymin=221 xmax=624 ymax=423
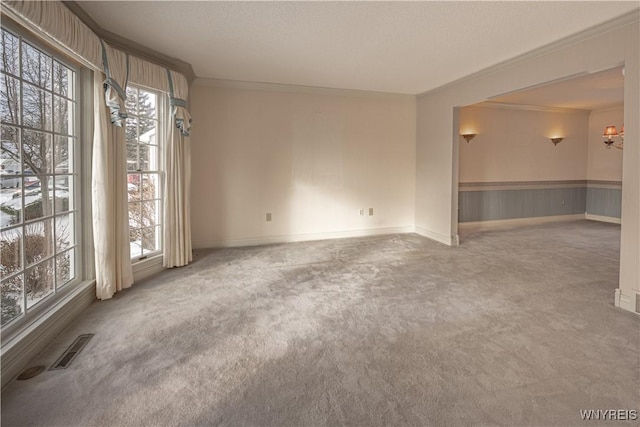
xmin=1 ymin=28 xmax=78 ymax=326
xmin=125 ymin=86 xmax=161 ymax=260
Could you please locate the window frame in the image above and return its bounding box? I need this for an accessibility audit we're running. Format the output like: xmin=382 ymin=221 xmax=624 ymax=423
xmin=125 ymin=84 xmax=165 ymax=263
xmin=1 ymin=19 xmax=91 ymax=335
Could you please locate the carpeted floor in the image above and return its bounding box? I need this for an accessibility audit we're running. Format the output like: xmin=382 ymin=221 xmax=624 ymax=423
xmin=1 ymin=220 xmax=638 ymax=426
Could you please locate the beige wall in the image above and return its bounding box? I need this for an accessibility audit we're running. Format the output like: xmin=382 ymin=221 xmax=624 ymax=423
xmin=189 ymin=82 xmax=416 ymax=247
xmin=459 ymin=105 xmax=589 ymax=183
xmin=416 ymin=17 xmax=639 ymax=312
xmin=587 ymin=107 xmax=624 ymax=181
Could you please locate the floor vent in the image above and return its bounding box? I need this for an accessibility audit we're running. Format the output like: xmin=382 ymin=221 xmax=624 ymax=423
xmin=49 ymin=334 xmax=94 ymax=371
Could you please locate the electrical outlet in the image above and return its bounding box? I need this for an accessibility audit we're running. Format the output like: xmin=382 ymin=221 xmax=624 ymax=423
xmin=266 ymin=213 xmax=272 ymax=222
xmin=359 ymin=209 xmax=364 ymax=216
xmin=369 ymin=208 xmax=374 ymax=216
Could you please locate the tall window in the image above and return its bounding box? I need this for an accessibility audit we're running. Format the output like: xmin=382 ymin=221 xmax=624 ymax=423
xmin=1 ymin=28 xmax=80 ymax=327
xmin=125 ymin=86 xmax=162 ymax=261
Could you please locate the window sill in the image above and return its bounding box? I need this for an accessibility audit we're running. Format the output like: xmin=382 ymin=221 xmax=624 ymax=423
xmin=132 ymin=253 xmax=165 ymax=282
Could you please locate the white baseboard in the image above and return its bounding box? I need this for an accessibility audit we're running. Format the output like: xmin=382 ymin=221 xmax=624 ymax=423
xmin=192 ymin=226 xmax=416 ymax=249
xmin=458 ymin=214 xmax=586 ymax=232
xmin=585 ymin=214 xmax=622 ymax=224
xmin=614 ymin=288 xmax=640 ymax=315
xmin=414 ymin=226 xmax=457 ymax=246
xmin=1 ymin=280 xmax=96 ymax=389
xmin=132 ymin=255 xmax=165 ymax=282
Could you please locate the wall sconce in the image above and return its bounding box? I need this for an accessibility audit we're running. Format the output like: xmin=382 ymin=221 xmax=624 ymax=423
xmin=602 ymin=125 xmax=619 ymax=149
xmin=461 ymin=133 xmax=477 ymax=143
xmin=550 ymin=137 xmax=564 ymax=146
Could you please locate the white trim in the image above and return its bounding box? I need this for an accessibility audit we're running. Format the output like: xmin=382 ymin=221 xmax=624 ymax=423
xmin=585 ymin=214 xmax=621 ymax=224
xmin=458 ymin=214 xmax=586 ymax=232
xmin=591 ymin=105 xmax=625 ymax=114
xmin=475 ymin=101 xmax=590 ymax=114
xmin=418 ymin=10 xmax=640 ymax=98
xmin=587 ymin=180 xmax=623 ymax=190
xmin=459 ymin=180 xmax=587 ymax=192
xmin=192 ymin=226 xmax=416 ymax=249
xmin=414 ymin=226 xmax=457 ymax=246
xmin=614 ymin=288 xmax=639 ymax=315
xmin=1 ymin=280 xmax=96 ymax=389
xmin=192 ymin=77 xmax=415 ymax=100
xmin=80 ymin=67 xmax=96 ymax=281
xmin=132 ymin=255 xmax=165 ymax=282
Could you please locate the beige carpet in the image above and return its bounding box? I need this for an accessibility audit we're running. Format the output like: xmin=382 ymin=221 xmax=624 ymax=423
xmin=1 ymin=220 xmax=638 ymax=426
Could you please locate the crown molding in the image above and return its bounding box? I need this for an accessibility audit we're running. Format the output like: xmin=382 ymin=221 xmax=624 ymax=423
xmin=62 ymin=1 xmax=195 ymax=84
xmin=418 ymin=9 xmax=640 ymax=99
xmin=475 ymin=101 xmax=590 ymax=114
xmin=590 ymin=104 xmax=625 ymax=113
xmin=193 ymin=78 xmax=416 ymax=100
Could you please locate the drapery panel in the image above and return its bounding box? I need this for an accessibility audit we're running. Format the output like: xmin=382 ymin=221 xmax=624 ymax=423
xmin=163 ymin=70 xmax=192 ymax=267
xmin=4 ymin=0 xmax=194 ymax=297
xmin=163 ymin=114 xmax=193 ymax=268
xmin=92 ymin=72 xmax=134 ymax=299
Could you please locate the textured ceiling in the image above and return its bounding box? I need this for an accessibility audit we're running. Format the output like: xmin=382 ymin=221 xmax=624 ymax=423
xmin=488 ymin=66 xmax=625 ymax=111
xmin=77 ymin=1 xmax=638 ymax=95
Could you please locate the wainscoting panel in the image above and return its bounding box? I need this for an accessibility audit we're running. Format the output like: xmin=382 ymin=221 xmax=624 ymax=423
xmin=459 ymin=182 xmax=587 ymax=223
xmin=586 ymin=182 xmax=622 ymax=219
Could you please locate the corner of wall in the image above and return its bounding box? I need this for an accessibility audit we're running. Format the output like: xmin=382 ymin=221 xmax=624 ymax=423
xmin=614 ymin=288 xmax=639 ymax=315
xmin=414 ymin=225 xmax=457 ymax=246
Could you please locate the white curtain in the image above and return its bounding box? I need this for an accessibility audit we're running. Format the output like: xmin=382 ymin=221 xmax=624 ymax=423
xmin=5 ymin=0 xmax=194 ymax=290
xmin=163 ymin=71 xmax=192 ymax=267
xmin=92 ymin=71 xmax=133 ymax=299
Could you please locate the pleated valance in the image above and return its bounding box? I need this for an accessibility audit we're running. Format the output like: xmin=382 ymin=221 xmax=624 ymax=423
xmin=2 ymin=0 xmax=102 ymax=68
xmin=167 ymin=70 xmax=192 ymax=136
xmin=101 ymin=40 xmax=129 ymax=126
xmin=2 ymin=0 xmax=190 ymax=115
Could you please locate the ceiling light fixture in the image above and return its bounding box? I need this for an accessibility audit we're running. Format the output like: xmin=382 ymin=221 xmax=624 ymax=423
xmin=550 ymin=137 xmax=564 ymax=146
xmin=461 ymin=133 xmax=477 ymax=143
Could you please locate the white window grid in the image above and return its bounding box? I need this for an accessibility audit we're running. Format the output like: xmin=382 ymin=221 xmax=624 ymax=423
xmin=125 ymin=86 xmax=162 ymax=261
xmin=1 ymin=26 xmax=81 ymax=327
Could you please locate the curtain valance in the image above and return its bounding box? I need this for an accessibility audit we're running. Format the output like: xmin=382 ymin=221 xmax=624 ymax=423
xmin=167 ymin=70 xmax=192 ymax=137
xmin=3 ymin=0 xmax=190 ymax=104
xmin=3 ymin=0 xmax=102 ymax=69
xmin=101 ymin=40 xmax=129 ymax=126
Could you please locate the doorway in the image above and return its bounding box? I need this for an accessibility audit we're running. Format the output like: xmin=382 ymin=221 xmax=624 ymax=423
xmin=455 ymin=66 xmax=624 ymax=241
